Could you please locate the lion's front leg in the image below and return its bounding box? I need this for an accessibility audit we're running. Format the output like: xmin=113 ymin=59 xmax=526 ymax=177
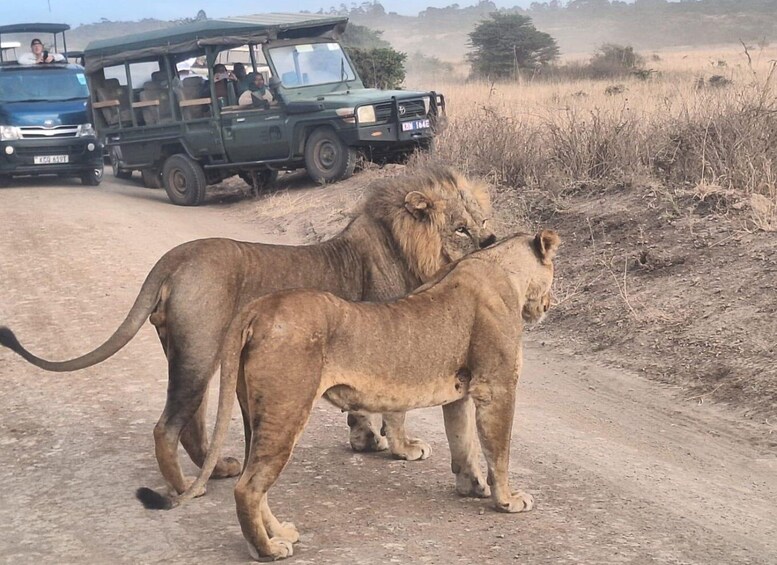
xmin=474 ymin=388 xmax=534 ymax=513
xmin=347 ymin=412 xmax=389 ymax=452
xmin=442 ymin=397 xmax=490 ymax=498
xmin=382 ymin=412 xmax=432 ymax=461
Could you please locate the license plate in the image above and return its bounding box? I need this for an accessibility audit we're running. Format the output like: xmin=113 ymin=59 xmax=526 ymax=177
xmin=33 ymin=155 xmax=69 ymax=164
xmin=401 ymin=119 xmax=431 ymax=132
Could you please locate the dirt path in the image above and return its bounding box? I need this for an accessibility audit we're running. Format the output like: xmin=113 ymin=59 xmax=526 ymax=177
xmin=1 ymin=177 xmax=775 ymax=565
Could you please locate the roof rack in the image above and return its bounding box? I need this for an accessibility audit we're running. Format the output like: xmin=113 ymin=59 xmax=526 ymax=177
xmin=83 ymin=13 xmax=348 ymax=73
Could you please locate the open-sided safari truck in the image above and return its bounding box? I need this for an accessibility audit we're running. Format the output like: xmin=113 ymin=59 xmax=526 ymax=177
xmin=83 ymin=13 xmax=445 ymax=206
xmin=0 ymin=24 xmax=103 ymax=185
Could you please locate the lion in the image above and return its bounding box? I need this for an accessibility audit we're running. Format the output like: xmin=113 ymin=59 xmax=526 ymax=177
xmin=0 ymin=165 xmax=495 ymax=495
xmin=136 ymin=230 xmax=560 ymax=561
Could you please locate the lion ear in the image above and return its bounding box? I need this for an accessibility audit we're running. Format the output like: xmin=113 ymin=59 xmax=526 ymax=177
xmin=404 ymin=191 xmax=433 ymax=221
xmin=534 ymin=229 xmax=561 ymax=264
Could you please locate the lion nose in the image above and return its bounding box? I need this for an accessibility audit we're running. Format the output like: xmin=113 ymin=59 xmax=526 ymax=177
xmin=479 ymin=233 xmax=497 ymax=248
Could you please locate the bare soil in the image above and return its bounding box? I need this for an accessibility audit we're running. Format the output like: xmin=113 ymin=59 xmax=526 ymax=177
xmin=0 ymin=171 xmax=775 ymax=564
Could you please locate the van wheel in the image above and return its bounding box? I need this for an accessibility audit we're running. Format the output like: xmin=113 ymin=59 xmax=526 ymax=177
xmin=162 ymin=154 xmax=207 ymax=206
xmin=141 ymin=168 xmax=164 ymax=189
xmin=81 ymin=166 xmax=104 ymax=186
xmin=110 ymin=149 xmax=133 ymax=180
xmin=304 ymin=126 xmax=356 ymax=184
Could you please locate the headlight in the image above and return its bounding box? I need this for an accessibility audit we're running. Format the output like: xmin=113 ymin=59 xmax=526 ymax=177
xmin=77 ymin=123 xmax=96 ymax=137
xmin=423 ymin=96 xmax=431 ymax=115
xmin=356 ymin=105 xmax=376 ymax=124
xmin=0 ymin=125 xmax=21 ymax=141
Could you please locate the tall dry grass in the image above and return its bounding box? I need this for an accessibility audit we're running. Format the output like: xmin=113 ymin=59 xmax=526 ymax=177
xmin=411 ymin=44 xmax=777 ymax=229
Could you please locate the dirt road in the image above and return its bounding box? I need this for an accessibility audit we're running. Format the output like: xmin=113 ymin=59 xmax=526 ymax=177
xmin=1 ymin=177 xmax=775 ymax=565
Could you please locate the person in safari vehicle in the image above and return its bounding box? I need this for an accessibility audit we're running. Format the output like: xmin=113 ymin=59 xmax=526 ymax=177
xmin=18 ymin=38 xmax=65 ymax=65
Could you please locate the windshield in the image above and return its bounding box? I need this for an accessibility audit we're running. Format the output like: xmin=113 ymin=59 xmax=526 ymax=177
xmin=0 ymin=68 xmax=89 ymax=103
xmin=268 ymin=42 xmax=356 ymax=88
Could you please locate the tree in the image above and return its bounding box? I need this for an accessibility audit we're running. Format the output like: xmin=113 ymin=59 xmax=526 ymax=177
xmin=348 ymin=47 xmax=406 ymax=89
xmin=341 ymin=23 xmax=391 ymax=49
xmin=467 ymin=12 xmax=559 ymax=79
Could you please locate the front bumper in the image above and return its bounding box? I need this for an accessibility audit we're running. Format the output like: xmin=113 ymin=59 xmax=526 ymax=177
xmin=343 ymin=92 xmax=445 ymax=147
xmin=0 ymin=137 xmax=103 ymax=176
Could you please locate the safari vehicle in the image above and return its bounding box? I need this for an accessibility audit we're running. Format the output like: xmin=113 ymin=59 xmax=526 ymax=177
xmin=0 ymin=24 xmax=103 ymax=185
xmin=83 ymin=13 xmax=445 ymax=206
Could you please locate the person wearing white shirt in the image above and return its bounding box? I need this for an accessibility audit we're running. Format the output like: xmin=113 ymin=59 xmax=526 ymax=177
xmin=18 ymin=38 xmax=65 ymax=65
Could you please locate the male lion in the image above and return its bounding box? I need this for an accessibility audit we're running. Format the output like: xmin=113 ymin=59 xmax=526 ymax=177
xmin=137 ymin=230 xmax=560 ymax=561
xmin=0 ymin=166 xmax=495 ymax=495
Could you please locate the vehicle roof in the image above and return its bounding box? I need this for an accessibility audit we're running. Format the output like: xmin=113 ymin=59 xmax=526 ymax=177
xmin=83 ymin=13 xmax=348 ymax=74
xmin=0 ymin=23 xmax=70 ymax=34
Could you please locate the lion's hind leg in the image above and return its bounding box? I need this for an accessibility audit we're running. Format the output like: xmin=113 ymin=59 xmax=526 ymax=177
xmin=235 ymin=386 xmax=317 ymax=560
xmin=442 ymin=397 xmax=489 ymax=498
xmin=473 ymin=389 xmax=534 ymax=513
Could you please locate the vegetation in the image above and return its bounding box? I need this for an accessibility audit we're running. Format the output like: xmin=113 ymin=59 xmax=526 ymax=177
xmin=467 ymin=13 xmax=559 ymax=79
xmin=347 ymin=47 xmax=406 ymax=89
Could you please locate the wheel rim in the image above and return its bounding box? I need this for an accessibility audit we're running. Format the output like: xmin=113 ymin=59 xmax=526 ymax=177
xmin=315 ymin=140 xmax=338 ymax=172
xmin=170 ymin=169 xmax=188 ymax=198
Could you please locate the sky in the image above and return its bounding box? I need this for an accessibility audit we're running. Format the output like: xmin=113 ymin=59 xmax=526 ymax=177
xmin=0 ymin=1 xmax=535 ymax=27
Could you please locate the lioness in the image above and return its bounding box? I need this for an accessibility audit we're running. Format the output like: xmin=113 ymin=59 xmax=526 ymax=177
xmin=0 ymin=166 xmax=494 ymax=495
xmin=138 ymin=230 xmax=560 ymax=561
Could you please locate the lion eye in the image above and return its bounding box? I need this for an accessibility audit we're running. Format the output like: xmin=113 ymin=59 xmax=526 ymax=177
xmin=455 ymin=226 xmax=469 ymax=236
xmin=482 ymin=219 xmax=489 ymax=227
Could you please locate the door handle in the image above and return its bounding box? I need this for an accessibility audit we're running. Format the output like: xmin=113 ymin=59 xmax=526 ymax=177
xmin=235 ymin=117 xmax=246 ymax=123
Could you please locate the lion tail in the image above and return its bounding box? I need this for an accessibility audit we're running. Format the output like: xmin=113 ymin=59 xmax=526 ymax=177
xmin=136 ymin=306 xmax=256 ymax=511
xmin=0 ymin=251 xmax=175 ymax=373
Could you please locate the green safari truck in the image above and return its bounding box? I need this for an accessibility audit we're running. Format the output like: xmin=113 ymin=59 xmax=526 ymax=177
xmin=83 ymin=14 xmax=445 ymax=206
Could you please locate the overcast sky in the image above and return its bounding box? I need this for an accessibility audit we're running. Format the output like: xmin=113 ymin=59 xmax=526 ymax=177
xmin=0 ymin=1 xmax=535 ymax=27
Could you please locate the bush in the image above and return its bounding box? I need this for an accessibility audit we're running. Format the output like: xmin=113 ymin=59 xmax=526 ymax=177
xmin=348 ymin=47 xmax=406 ymax=89
xmin=589 ymin=44 xmax=645 ymax=79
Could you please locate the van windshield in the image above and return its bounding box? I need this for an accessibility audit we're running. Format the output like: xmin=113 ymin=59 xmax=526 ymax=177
xmin=0 ymin=68 xmax=89 ymax=103
xmin=268 ymin=43 xmax=356 ymax=88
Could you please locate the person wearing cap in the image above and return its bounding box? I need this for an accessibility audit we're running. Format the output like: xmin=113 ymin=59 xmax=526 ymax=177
xmin=18 ymin=38 xmax=65 ymax=65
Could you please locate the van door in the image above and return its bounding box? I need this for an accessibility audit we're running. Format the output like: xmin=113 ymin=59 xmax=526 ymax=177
xmin=220 ymin=107 xmax=289 ymax=162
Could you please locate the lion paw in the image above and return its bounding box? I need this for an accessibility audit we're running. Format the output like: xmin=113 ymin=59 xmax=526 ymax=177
xmin=392 ymin=438 xmax=432 ymax=461
xmin=246 ymin=538 xmax=294 ymax=562
xmin=455 ymin=472 xmax=491 ymax=498
xmin=181 ymin=477 xmax=207 ymax=498
xmin=269 ymin=521 xmax=300 ymax=544
xmin=211 ymin=456 xmax=243 ymax=479
xmin=494 ymin=491 xmax=534 ymax=513
xmin=350 ymin=430 xmax=389 ymax=453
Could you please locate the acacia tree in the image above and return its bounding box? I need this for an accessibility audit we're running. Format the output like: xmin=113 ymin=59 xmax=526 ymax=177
xmin=467 ymin=12 xmax=559 ymax=79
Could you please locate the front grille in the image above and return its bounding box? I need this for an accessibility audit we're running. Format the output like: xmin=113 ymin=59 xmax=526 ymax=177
xmin=14 ymin=142 xmax=87 ymax=158
xmin=374 ymin=99 xmax=427 ymax=124
xmin=19 ymin=125 xmax=79 ymax=139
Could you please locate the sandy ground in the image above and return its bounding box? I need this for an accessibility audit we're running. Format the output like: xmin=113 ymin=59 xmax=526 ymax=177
xmin=1 ymin=174 xmax=776 ymax=564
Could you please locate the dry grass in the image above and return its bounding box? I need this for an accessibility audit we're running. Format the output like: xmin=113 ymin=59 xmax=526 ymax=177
xmin=409 ymin=44 xmax=777 ymax=230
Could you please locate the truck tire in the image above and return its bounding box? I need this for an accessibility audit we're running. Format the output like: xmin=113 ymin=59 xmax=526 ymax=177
xmin=81 ymin=166 xmax=104 ymax=186
xmin=162 ymin=154 xmax=207 ymax=206
xmin=110 ymin=148 xmax=133 ymax=180
xmin=304 ymin=126 xmax=357 ymax=184
xmin=141 ymin=168 xmax=164 ymax=189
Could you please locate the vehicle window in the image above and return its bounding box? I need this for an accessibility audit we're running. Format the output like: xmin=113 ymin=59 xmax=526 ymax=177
xmin=129 ymin=61 xmax=161 ymax=87
xmin=104 ymin=65 xmax=128 ymax=85
xmin=0 ymin=69 xmax=89 ymax=102
xmin=268 ymin=43 xmax=355 ymax=88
